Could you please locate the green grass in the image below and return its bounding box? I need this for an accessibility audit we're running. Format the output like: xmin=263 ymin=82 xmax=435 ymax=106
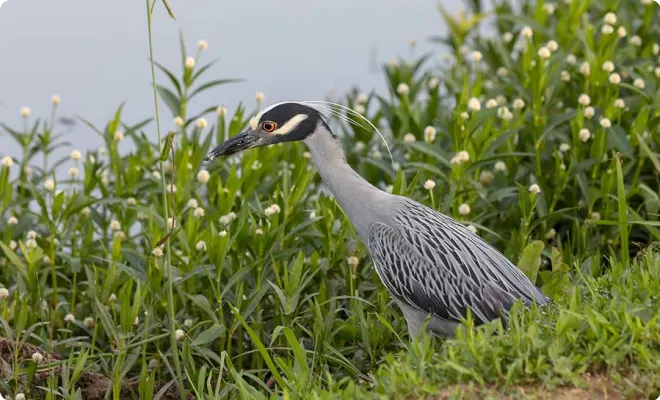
xmin=0 ymin=0 xmax=659 ymax=399
xmin=313 ymin=248 xmax=660 ymax=399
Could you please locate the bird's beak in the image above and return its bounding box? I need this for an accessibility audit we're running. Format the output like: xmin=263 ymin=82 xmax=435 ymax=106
xmin=204 ymin=129 xmax=259 ymax=161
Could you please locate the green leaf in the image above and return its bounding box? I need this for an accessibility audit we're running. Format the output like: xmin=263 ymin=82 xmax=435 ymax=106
xmin=229 ymin=304 xmax=287 ymax=390
xmin=0 ymin=241 xmax=28 ymax=279
xmin=159 ymin=131 xmax=176 ymax=162
xmin=637 ymin=133 xmax=660 ymax=173
xmin=193 ymin=323 xmax=226 ymax=346
xmin=161 ymin=0 xmax=176 ymax=20
xmin=517 ymin=240 xmax=544 ymax=284
xmin=615 ymin=153 xmax=629 ymax=265
xmin=156 ymin=85 xmax=181 ymax=117
xmin=189 ymin=79 xmax=243 ymax=99
xmin=607 ymin=127 xmax=633 ymax=156
xmin=281 ymin=326 xmax=310 ymax=380
xmin=154 ymin=61 xmax=182 ymax=96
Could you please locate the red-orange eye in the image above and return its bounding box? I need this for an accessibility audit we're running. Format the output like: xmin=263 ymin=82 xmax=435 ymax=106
xmin=261 ymin=121 xmax=277 ymax=132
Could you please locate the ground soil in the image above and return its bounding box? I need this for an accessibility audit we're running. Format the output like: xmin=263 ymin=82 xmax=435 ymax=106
xmin=0 ymin=338 xmax=193 ymax=399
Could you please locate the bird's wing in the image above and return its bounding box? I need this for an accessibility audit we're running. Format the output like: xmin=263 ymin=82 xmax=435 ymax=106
xmin=367 ymin=199 xmax=548 ymax=325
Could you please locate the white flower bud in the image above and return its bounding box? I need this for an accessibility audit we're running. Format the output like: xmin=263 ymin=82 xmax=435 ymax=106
xmin=458 ymin=203 xmax=471 ymax=215
xmin=629 ymin=35 xmax=642 ymax=46
xmin=578 ymin=94 xmax=591 ymax=106
xmin=599 ymin=118 xmax=612 ymax=128
xmin=403 ymin=133 xmax=416 ymax=143
xmin=196 ymin=118 xmax=208 ymax=129
xmin=584 ymin=106 xmax=595 ymax=119
xmin=579 ymin=62 xmax=591 ymax=76
xmin=197 ymin=169 xmax=210 ymax=184
xmin=617 ymin=26 xmax=627 ymax=38
xmin=152 ymin=245 xmax=164 ymax=257
xmin=543 ymin=3 xmax=555 ymax=14
xmin=579 ymin=128 xmax=591 ymax=142
xmin=529 ymin=184 xmax=541 ymax=194
xmin=423 ymin=126 xmax=436 ymax=143
xmin=468 ymin=97 xmax=481 ymax=111
xmin=396 ymin=83 xmax=409 ymax=96
xmin=603 ymin=12 xmax=616 ymax=25
xmin=513 ymin=98 xmax=525 ymax=109
xmin=185 ymin=56 xmax=196 ymax=69
xmin=32 ymin=352 xmax=44 ymax=364
xmin=602 ymin=61 xmax=614 ymax=73
xmin=175 ymin=329 xmax=185 ymax=340
xmin=44 ymin=179 xmax=55 ymax=191
xmin=479 ymin=171 xmax=494 ymax=185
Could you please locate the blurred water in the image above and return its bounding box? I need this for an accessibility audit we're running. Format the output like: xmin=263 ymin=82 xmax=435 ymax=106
xmin=0 ymin=0 xmax=461 ymax=176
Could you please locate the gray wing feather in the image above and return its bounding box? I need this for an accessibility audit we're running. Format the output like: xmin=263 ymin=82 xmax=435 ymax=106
xmin=367 ymin=199 xmax=549 ymax=325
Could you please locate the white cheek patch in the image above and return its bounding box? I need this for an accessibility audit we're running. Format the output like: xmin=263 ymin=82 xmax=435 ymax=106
xmin=273 ymin=114 xmax=309 ymax=135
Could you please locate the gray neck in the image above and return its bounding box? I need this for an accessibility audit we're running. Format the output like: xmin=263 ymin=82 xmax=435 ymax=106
xmin=303 ymin=124 xmax=392 ymax=239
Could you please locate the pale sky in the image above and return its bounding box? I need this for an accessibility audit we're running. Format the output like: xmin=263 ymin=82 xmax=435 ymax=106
xmin=0 ymin=0 xmax=460 ymax=160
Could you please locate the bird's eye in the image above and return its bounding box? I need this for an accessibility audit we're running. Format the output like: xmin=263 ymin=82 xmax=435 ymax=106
xmin=261 ymin=121 xmax=277 ymax=132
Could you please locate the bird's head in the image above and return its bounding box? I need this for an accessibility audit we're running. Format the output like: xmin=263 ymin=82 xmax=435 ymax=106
xmin=204 ymin=101 xmax=327 ymax=161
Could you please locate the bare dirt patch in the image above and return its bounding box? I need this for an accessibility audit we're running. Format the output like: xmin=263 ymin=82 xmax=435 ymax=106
xmin=0 ymin=338 xmax=194 ymax=399
xmin=431 ymin=374 xmax=624 ymax=400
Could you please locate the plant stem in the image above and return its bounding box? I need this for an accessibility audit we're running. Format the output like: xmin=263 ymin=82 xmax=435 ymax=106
xmin=145 ymin=1 xmax=185 ymax=399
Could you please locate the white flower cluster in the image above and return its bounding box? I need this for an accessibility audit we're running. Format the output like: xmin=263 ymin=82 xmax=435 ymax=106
xmin=265 ymin=204 xmax=281 ymax=217
xmin=450 ymin=151 xmax=470 ymax=165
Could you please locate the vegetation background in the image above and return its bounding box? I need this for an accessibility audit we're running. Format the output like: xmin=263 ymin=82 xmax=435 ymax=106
xmin=0 ymin=0 xmax=659 ymax=399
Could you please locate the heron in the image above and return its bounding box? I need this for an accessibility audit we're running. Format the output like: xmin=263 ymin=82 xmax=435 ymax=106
xmin=205 ymin=101 xmax=550 ymax=338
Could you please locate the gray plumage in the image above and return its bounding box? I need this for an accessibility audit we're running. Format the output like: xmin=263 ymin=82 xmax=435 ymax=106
xmin=205 ymin=101 xmax=550 ymax=338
